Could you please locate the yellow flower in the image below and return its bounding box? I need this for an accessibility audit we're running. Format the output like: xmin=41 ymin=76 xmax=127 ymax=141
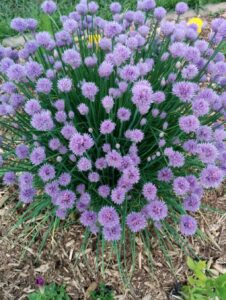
xmin=187 ymin=17 xmax=203 ymax=34
xmin=74 ymin=34 xmax=101 ymax=46
xmin=87 ymin=34 xmax=101 ymax=45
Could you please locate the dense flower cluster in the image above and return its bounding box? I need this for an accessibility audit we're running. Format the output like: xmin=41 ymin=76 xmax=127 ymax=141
xmin=0 ymin=0 xmax=225 ymax=246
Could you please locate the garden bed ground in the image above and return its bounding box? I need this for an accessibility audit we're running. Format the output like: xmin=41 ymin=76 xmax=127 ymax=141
xmin=0 ymin=187 xmax=225 ymax=300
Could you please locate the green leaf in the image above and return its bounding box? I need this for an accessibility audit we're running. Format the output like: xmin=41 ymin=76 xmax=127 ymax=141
xmin=39 ymin=13 xmax=52 ymax=33
xmin=187 ymin=257 xmax=197 ymax=271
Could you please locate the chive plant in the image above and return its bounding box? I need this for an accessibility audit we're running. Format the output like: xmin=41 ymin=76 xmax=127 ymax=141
xmin=0 ymin=0 xmax=225 ymax=273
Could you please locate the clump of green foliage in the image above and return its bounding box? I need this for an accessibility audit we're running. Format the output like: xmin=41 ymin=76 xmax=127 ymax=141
xmin=181 ymin=257 xmax=226 ymax=300
xmin=90 ymin=283 xmax=115 ymax=300
xmin=28 ymin=283 xmax=70 ymax=300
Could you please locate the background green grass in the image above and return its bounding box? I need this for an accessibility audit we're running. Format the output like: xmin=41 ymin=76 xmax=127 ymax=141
xmin=0 ymin=0 xmax=225 ymax=40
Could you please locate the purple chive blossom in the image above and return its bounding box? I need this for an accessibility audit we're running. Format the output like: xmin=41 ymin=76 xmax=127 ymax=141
xmin=113 ymin=44 xmax=131 ymax=66
xmin=45 ymin=180 xmax=60 ymax=197
xmin=98 ymin=185 xmax=110 ymax=198
xmin=15 ymin=144 xmax=29 ymax=160
xmin=25 ymin=61 xmax=43 ymax=80
xmin=54 ymin=99 xmax=65 ymax=111
xmin=98 ymin=61 xmax=114 ymax=78
xmin=131 ymin=80 xmax=153 ymax=113
xmin=77 ymin=103 xmax=89 ymax=115
xmin=214 ymin=128 xmax=226 ymax=141
xmin=154 ymin=7 xmax=166 ymax=21
xmin=78 ymin=193 xmax=91 ymax=208
xmin=88 ymin=172 xmax=100 ymax=182
xmin=85 ymin=55 xmax=97 ymax=68
xmin=48 ymin=138 xmax=61 ymax=151
xmin=58 ymin=172 xmax=71 ymax=186
xmin=61 ymin=124 xmax=76 ymax=140
xmin=69 ymin=133 xmax=94 ymax=156
xmin=38 ymin=164 xmax=55 ymax=182
xmin=110 ymin=2 xmax=121 ymax=14
xmin=172 ymin=82 xmax=196 ymax=102
xmin=182 ymin=64 xmax=198 ymax=80
xmin=24 ymin=99 xmax=41 ymax=116
xmin=36 ymin=78 xmax=52 ymax=94
xmin=0 ymin=58 xmax=14 ymax=73
xmin=111 ymin=187 xmax=126 ymax=204
xmin=200 ymin=165 xmax=224 ymax=188
xmin=26 ymin=18 xmax=38 ymax=31
xmin=80 ymin=210 xmax=97 ymax=227
xmin=103 ymin=225 xmax=121 ymax=241
xmin=99 ymin=38 xmax=112 ymax=51
xmin=180 ymin=215 xmax=197 ymax=236
xmin=41 ymin=0 xmax=57 ymax=14
xmin=1 ymin=82 xmax=16 ymax=94
xmin=142 ymin=183 xmax=157 ymax=201
xmin=62 ymin=49 xmax=81 ymax=69
xmin=183 ymin=194 xmax=201 ymax=212
xmin=166 ymin=150 xmax=185 ymax=168
xmin=142 ymin=0 xmax=156 ymax=11
xmin=104 ymin=21 xmax=122 ymax=38
xmin=122 ymin=166 xmax=140 ymax=185
xmin=57 ymin=78 xmax=72 ymax=93
xmin=77 ymin=157 xmax=92 ymax=171
xmin=197 ymin=143 xmax=218 ymax=164
xmin=102 ymin=143 xmax=111 ymax=153
xmin=120 ymin=65 xmax=140 ymax=82
xmin=126 ymin=212 xmax=147 ymax=233
xmin=173 ymin=177 xmax=190 ymax=196
xmin=81 ymin=82 xmax=99 ymax=101
xmin=55 ymin=111 xmax=67 ymax=123
xmin=102 ymin=96 xmax=114 ymax=113
xmin=3 ymin=172 xmax=16 ymax=185
xmin=18 ymin=172 xmax=33 ymax=189
xmin=192 ymin=98 xmax=209 ymax=117
xmin=117 ymin=108 xmax=131 ymax=121
xmin=160 ymin=21 xmax=175 ymax=36
xmin=100 ymin=120 xmax=116 ymax=135
xmin=31 ymin=110 xmax=54 ymax=131
xmin=63 ymin=19 xmax=78 ymax=34
xmin=7 ymin=64 xmax=25 ymax=82
xmin=169 ymin=42 xmax=187 ymax=58
xmin=157 ymin=167 xmax=173 ymax=182
xmin=35 ymin=276 xmax=45 ymax=287
xmin=106 ymin=150 xmax=122 ymax=169
xmin=30 ymin=147 xmax=46 ymax=165
xmin=153 ymin=91 xmax=165 ymax=104
xmin=56 ymin=190 xmax=76 ymax=209
xmin=10 ymin=18 xmax=27 ymax=32
xmin=175 ymin=2 xmax=188 ymax=15
xmin=147 ymin=200 xmax=168 ymax=221
xmin=95 ymin=158 xmax=107 ymax=170
xmin=183 ymin=140 xmax=197 ymax=154
xmin=56 ymin=208 xmax=67 ymax=219
xmin=88 ymin=1 xmax=99 ymax=14
xmin=19 ymin=187 xmax=36 ymax=203
xmin=179 ymin=115 xmax=200 ymax=134
xmin=98 ymin=207 xmax=119 ymax=228
xmin=125 ymin=129 xmax=144 ymax=143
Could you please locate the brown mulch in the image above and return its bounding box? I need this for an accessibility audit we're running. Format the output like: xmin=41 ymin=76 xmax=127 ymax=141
xmin=0 ymin=185 xmax=225 ymax=300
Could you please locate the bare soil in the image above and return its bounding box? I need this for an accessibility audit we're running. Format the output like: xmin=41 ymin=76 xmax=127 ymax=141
xmin=0 ymin=186 xmax=225 ymax=300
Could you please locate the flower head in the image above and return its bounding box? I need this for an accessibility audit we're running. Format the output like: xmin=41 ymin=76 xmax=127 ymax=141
xmin=180 ymin=215 xmax=197 ymax=236
xmin=98 ymin=207 xmax=119 ymax=228
xmin=126 ymin=212 xmax=147 ymax=233
xmin=146 ymin=200 xmax=168 ymax=221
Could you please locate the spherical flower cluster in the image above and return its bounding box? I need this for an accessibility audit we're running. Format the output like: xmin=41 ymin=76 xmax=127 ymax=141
xmin=0 ymin=0 xmax=225 ymax=262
